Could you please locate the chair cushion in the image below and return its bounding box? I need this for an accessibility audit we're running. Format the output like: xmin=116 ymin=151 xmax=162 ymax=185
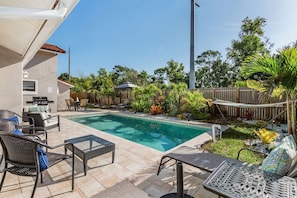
xmin=38 ymin=105 xmax=49 ymax=113
xmin=12 ymin=129 xmax=49 ymax=171
xmin=27 ymin=104 xmax=40 ymax=112
xmin=40 ymin=112 xmax=51 ymax=123
xmin=261 ymin=135 xmax=296 ymax=175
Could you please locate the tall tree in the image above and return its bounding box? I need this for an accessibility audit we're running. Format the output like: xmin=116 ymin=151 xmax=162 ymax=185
xmin=165 ymin=60 xmax=186 ymax=84
xmin=227 ymin=17 xmax=273 ymax=83
xmin=195 ymin=50 xmax=230 ymax=87
xmin=110 ymin=65 xmax=138 ymax=85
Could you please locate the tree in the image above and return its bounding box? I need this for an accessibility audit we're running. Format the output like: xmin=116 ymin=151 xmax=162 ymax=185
xmin=58 ymin=73 xmax=70 ymax=81
xmin=152 ymin=68 xmax=166 ymax=86
xmin=165 ymin=60 xmax=186 ymax=84
xmin=195 ymin=50 xmax=230 ymax=87
xmin=241 ymin=47 xmax=297 ymax=140
xmin=227 ymin=17 xmax=273 ymax=83
xmin=110 ymin=65 xmax=139 ymax=85
xmin=153 ymin=60 xmax=187 ymax=85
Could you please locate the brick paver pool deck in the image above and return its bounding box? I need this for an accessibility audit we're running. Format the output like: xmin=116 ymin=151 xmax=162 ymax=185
xmin=0 ymin=109 xmax=217 ymax=198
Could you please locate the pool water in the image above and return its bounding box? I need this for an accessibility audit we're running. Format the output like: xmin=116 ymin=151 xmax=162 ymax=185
xmin=69 ymin=114 xmax=210 ymax=152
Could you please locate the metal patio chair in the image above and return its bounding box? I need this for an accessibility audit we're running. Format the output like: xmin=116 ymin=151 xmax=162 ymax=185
xmin=0 ymin=133 xmax=75 ymax=198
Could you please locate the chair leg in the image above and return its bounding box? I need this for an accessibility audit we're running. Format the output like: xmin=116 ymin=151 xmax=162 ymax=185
xmin=71 ymin=147 xmax=75 ymax=190
xmin=0 ymin=155 xmax=3 ymax=165
xmin=40 ymin=171 xmax=43 ymax=183
xmin=0 ymin=163 xmax=8 ymax=191
xmin=31 ymin=174 xmax=39 ymax=198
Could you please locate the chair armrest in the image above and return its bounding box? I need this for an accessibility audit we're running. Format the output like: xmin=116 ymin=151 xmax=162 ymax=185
xmin=237 ymin=147 xmax=269 ymax=160
xmin=32 ymin=136 xmax=73 ymax=150
xmin=43 ymin=115 xmax=60 ymax=124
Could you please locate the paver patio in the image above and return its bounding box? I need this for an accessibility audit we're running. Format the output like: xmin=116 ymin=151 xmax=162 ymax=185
xmin=0 ymin=109 xmax=217 ymax=198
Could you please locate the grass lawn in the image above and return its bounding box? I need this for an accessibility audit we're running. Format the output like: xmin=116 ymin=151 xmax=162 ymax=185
xmin=202 ymin=120 xmax=266 ymax=165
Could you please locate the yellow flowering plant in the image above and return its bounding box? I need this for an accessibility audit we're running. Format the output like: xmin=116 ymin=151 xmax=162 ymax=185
xmin=254 ymin=128 xmax=278 ymax=144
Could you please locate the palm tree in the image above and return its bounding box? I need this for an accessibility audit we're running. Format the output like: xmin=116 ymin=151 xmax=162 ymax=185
xmin=241 ymin=47 xmax=297 ymax=140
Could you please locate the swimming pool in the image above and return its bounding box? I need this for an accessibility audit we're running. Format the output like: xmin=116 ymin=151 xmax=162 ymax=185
xmin=69 ymin=114 xmax=210 ymax=152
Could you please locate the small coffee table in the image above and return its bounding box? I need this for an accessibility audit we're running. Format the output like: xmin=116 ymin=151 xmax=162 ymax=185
xmin=64 ymin=134 xmax=115 ymax=175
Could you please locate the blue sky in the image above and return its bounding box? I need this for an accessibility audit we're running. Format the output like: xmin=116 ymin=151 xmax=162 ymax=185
xmin=47 ymin=0 xmax=297 ymax=77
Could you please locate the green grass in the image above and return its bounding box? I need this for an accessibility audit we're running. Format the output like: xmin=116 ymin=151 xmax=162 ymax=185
xmin=202 ymin=122 xmax=265 ymax=165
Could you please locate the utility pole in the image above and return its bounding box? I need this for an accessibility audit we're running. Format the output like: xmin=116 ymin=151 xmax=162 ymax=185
xmin=68 ymin=47 xmax=71 ymax=80
xmin=189 ymin=0 xmax=199 ymax=90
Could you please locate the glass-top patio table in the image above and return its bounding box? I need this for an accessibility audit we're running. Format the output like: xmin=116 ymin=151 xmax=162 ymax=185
xmin=64 ymin=134 xmax=115 ymax=175
xmin=203 ymin=160 xmax=297 ymax=198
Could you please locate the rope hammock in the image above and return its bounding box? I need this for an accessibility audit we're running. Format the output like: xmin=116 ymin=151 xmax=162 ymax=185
xmin=213 ymin=99 xmax=287 ymax=122
xmin=213 ymin=99 xmax=286 ymax=108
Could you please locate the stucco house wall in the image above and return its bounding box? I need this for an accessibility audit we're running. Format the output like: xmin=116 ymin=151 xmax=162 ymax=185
xmin=57 ymin=80 xmax=74 ymax=111
xmin=0 ymin=61 xmax=23 ymax=115
xmin=23 ymin=50 xmax=59 ymax=113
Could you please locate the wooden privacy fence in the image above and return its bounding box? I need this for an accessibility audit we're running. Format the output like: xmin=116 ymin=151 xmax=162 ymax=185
xmin=198 ymin=87 xmax=287 ymax=122
xmin=71 ymin=87 xmax=287 ymax=122
xmin=70 ymin=91 xmax=132 ymax=106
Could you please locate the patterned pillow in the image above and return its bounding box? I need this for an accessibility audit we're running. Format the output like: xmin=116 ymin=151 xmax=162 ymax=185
xmin=261 ymin=135 xmax=296 ymax=175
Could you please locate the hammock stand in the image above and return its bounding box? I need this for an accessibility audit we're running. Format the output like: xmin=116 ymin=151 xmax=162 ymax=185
xmin=213 ymin=99 xmax=287 ymax=122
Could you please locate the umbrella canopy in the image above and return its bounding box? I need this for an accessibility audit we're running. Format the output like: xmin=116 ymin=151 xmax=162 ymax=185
xmin=115 ymin=82 xmax=139 ymax=104
xmin=115 ymin=82 xmax=139 ymax=89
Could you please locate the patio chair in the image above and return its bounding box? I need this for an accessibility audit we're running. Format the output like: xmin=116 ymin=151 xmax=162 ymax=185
xmin=79 ymin=99 xmax=89 ymax=111
xmin=26 ymin=112 xmax=60 ymax=132
xmin=0 ymin=133 xmax=75 ymax=198
xmin=65 ymin=99 xmax=76 ymax=110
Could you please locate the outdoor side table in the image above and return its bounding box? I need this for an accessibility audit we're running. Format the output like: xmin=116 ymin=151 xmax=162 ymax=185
xmin=64 ymin=134 xmax=115 ymax=175
xmin=203 ymin=160 xmax=297 ymax=198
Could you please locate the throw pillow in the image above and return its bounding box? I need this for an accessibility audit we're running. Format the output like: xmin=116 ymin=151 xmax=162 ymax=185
xmin=3 ymin=115 xmax=19 ymax=125
xmin=261 ymin=135 xmax=296 ymax=175
xmin=37 ymin=147 xmax=49 ymax=171
xmin=12 ymin=129 xmax=24 ymax=135
xmin=12 ymin=129 xmax=49 ymax=171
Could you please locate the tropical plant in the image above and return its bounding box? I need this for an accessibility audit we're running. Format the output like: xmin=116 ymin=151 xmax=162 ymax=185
xmin=150 ymin=105 xmax=163 ymax=115
xmin=254 ymin=128 xmax=278 ymax=144
xmin=131 ymin=84 xmax=162 ymax=112
xmin=180 ymin=90 xmax=211 ymax=120
xmin=241 ymin=47 xmax=297 ymax=141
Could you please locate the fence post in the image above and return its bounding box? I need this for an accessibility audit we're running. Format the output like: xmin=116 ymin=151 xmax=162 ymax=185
xmin=211 ymin=88 xmax=216 ymax=115
xmin=236 ymin=88 xmax=240 ymax=117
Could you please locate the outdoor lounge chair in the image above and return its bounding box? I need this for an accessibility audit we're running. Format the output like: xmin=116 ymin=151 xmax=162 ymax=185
xmin=157 ymin=146 xmax=239 ymax=175
xmin=26 ymin=112 xmax=60 ymax=132
xmin=0 ymin=133 xmax=75 ymax=198
xmin=158 ymin=141 xmax=297 ymax=197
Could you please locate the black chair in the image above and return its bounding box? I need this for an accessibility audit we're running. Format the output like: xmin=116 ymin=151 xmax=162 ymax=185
xmin=0 ymin=133 xmax=75 ymax=198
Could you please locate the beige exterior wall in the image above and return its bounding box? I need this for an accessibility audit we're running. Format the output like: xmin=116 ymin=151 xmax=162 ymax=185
xmin=57 ymin=81 xmax=73 ymax=111
xmin=23 ymin=51 xmax=58 ymax=113
xmin=0 ymin=62 xmax=23 ymax=115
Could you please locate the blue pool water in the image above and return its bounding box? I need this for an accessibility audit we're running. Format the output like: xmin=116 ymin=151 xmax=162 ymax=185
xmin=69 ymin=114 xmax=210 ymax=152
